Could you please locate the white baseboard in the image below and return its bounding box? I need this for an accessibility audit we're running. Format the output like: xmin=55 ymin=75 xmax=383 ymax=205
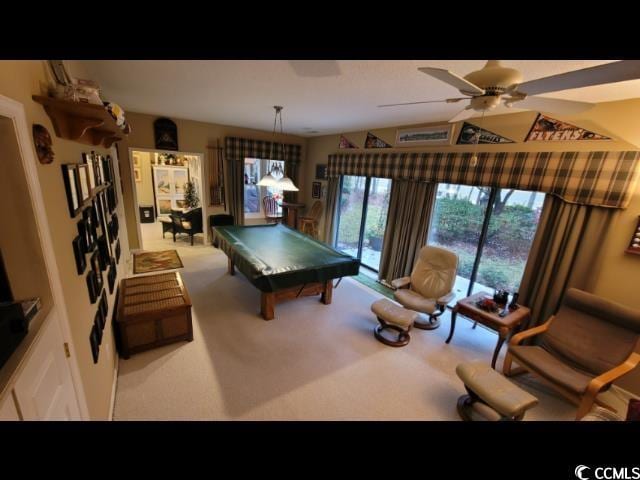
xmin=108 ymin=356 xmax=119 ymax=421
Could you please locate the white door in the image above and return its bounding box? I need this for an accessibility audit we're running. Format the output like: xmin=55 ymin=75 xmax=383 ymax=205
xmin=13 ymin=310 xmax=81 ymax=420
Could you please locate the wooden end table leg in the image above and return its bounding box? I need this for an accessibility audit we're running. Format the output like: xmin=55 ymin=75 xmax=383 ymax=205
xmin=321 ymin=280 xmax=333 ymax=304
xmin=261 ymin=292 xmax=275 ymax=320
xmin=445 ymin=309 xmax=457 ymax=344
xmin=227 ymin=258 xmax=235 ymax=275
xmin=491 ymin=333 xmax=507 ymax=369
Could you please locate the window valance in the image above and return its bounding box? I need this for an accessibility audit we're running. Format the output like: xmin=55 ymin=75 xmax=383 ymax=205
xmin=327 ymin=150 xmax=640 ymax=208
xmin=225 ymin=137 xmax=301 ymax=164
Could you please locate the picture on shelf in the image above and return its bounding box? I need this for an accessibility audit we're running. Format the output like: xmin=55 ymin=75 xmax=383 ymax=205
xmin=77 ymin=217 xmax=95 ymax=254
xmin=97 ymin=154 xmax=106 ymax=185
xmin=77 ymin=164 xmax=90 ymax=202
xmin=82 ymin=152 xmax=96 ymax=190
xmin=62 ymin=164 xmax=81 ymax=217
xmin=72 ymin=236 xmax=86 ymax=274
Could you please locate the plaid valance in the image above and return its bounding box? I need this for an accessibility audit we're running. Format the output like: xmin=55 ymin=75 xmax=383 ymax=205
xmin=327 ymin=150 xmax=640 ymax=208
xmin=225 ymin=137 xmax=301 ymax=164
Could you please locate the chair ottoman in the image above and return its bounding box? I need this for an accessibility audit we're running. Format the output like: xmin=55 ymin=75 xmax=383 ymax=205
xmin=456 ymin=361 xmax=539 ymax=421
xmin=371 ymin=298 xmax=419 ymax=347
xmin=159 ymin=217 xmax=173 ymax=238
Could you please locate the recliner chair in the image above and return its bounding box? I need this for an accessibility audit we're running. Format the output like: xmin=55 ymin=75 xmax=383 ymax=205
xmin=391 ymin=245 xmax=458 ymax=330
xmin=503 ymin=288 xmax=640 ymax=420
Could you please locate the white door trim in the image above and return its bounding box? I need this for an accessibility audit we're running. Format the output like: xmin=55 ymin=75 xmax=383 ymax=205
xmin=0 ymin=94 xmax=89 ymax=419
xmin=128 ymin=147 xmax=207 ymax=249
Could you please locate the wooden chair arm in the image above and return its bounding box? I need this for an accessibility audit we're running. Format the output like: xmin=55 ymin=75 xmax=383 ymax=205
xmin=391 ymin=277 xmax=411 ymax=290
xmin=585 ymin=352 xmax=640 ymax=398
xmin=508 ymin=317 xmax=553 ymax=346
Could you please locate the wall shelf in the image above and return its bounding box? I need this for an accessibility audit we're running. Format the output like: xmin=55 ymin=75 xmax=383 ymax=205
xmin=32 ymin=96 xmax=127 ymax=148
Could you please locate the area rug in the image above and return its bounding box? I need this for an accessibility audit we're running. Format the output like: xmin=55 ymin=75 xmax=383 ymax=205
xmin=133 ymin=250 xmax=184 ymax=274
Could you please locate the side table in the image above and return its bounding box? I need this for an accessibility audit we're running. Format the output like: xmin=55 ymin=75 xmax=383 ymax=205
xmin=446 ymin=291 xmax=530 ymax=369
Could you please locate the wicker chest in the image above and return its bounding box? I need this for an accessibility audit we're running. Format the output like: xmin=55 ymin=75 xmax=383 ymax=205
xmin=116 ymin=271 xmax=193 ymax=359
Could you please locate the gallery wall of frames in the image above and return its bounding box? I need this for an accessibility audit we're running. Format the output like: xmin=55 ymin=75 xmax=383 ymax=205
xmin=62 ymin=152 xmax=122 ymax=364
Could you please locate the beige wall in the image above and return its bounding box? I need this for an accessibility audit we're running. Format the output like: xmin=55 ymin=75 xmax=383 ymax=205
xmin=117 ymin=112 xmax=308 ymax=249
xmin=0 ymin=60 xmax=129 ymax=418
xmin=303 ymin=101 xmax=640 ymax=394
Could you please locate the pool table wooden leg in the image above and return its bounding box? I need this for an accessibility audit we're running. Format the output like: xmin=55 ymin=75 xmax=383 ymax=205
xmin=261 ymin=292 xmax=275 ymax=320
xmin=228 ymin=258 xmax=235 ymax=275
xmin=321 ymin=280 xmax=333 ymax=305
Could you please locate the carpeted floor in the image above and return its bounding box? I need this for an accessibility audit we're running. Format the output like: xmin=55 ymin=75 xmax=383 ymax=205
xmin=115 ymin=230 xmax=627 ymax=420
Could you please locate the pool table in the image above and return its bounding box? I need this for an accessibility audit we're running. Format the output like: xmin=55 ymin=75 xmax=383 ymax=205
xmin=211 ymin=223 xmax=360 ymax=320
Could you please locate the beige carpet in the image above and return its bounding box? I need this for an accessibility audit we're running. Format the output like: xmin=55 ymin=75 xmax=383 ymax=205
xmin=115 ymin=232 xmax=627 ymax=420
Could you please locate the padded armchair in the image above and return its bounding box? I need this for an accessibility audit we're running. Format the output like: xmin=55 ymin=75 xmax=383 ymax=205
xmin=392 ymin=245 xmax=458 ymax=330
xmin=170 ymin=208 xmax=203 ymax=245
xmin=503 ymin=288 xmax=640 ymax=420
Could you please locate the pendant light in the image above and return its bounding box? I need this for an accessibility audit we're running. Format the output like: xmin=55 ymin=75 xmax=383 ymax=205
xmin=256 ymin=106 xmax=298 ymax=191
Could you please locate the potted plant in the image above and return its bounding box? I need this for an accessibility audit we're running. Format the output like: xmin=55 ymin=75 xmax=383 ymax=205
xmin=367 ymin=221 xmax=385 ymax=251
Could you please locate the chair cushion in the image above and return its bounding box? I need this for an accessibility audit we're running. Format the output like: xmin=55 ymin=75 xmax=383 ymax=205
xmin=456 ymin=361 xmax=538 ymax=418
xmin=410 ymin=246 xmax=458 ymax=300
xmin=181 ymin=221 xmax=192 ymax=229
xmin=394 ymin=288 xmax=437 ymax=314
xmin=371 ymin=298 xmax=418 ymax=329
xmin=509 ymin=345 xmax=595 ymax=394
xmin=158 ymin=217 xmax=172 ymax=223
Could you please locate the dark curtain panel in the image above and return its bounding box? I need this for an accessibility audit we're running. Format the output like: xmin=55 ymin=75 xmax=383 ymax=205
xmin=519 ymin=194 xmax=615 ymax=328
xmin=322 ymin=177 xmax=340 ymax=245
xmin=228 ymin=158 xmax=245 ymax=225
xmin=378 ymin=180 xmax=437 ymax=283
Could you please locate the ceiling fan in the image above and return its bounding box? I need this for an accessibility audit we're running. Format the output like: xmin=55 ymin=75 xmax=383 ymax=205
xmin=379 ymin=60 xmax=640 ymax=122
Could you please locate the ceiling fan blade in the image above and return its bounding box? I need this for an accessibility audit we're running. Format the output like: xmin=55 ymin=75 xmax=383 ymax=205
xmin=513 ymin=96 xmax=594 ymax=115
xmin=378 ymin=97 xmax=468 ymax=108
xmin=448 ymin=107 xmax=476 ymax=123
xmin=419 ymin=67 xmax=486 ymax=95
xmin=517 ymin=60 xmax=640 ymax=95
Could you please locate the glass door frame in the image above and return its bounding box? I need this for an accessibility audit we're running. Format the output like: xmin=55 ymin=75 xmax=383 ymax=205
xmin=335 ymin=175 xmax=380 ymax=271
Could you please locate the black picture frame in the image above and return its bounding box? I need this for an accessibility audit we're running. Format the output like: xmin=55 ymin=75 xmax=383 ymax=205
xmin=82 ymin=152 xmax=96 ymax=191
xmin=109 ymin=213 xmax=119 ymax=241
xmin=94 ymin=310 xmax=104 ymax=345
xmin=115 ymin=239 xmax=121 ymax=263
xmin=90 ymin=251 xmax=103 ymax=295
xmin=97 ymin=235 xmax=109 ymax=271
xmin=312 ymin=181 xmax=322 ymax=199
xmin=77 ymin=217 xmax=95 ymax=254
xmin=89 ymin=325 xmax=99 ymax=364
xmin=62 ymin=164 xmax=82 ymax=218
xmin=99 ymin=289 xmax=108 ymax=320
xmin=86 ymin=270 xmax=98 ymax=304
xmin=154 ymin=117 xmax=179 ymax=151
xmin=108 ymin=258 xmax=117 ymax=294
xmin=72 ymin=236 xmax=86 ymax=275
xmin=102 ymin=156 xmax=113 ymax=183
xmin=315 ymin=164 xmax=328 ymax=180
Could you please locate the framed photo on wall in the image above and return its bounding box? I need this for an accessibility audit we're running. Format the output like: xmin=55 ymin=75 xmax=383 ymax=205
xmin=315 ymin=164 xmax=328 ymax=180
xmin=77 ymin=164 xmax=90 ymax=203
xmin=312 ymin=181 xmax=322 ymax=199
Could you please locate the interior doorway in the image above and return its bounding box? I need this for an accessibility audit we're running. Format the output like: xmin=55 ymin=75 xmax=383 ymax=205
xmin=129 ymin=148 xmax=207 ymax=251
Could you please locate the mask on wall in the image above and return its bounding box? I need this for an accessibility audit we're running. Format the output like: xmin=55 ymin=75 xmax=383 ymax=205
xmin=32 ymin=124 xmax=55 ymax=164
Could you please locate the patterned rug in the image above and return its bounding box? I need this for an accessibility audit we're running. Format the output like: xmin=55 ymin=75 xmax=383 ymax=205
xmin=133 ymin=250 xmax=184 ymax=274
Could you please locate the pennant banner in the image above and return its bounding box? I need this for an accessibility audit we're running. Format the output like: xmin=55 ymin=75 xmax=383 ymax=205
xmin=364 ymin=132 xmax=391 ymax=148
xmin=526 ymin=114 xmax=611 ymax=141
xmin=338 ymin=135 xmax=358 ymax=149
xmin=457 ymin=122 xmax=514 ymax=144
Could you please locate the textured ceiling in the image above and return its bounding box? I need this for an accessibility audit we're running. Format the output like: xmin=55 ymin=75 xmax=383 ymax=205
xmin=80 ymin=60 xmax=640 ymax=136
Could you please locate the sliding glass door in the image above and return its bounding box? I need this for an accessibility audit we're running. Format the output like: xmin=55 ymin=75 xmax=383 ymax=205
xmin=429 ymin=183 xmax=543 ymax=296
xmin=335 ymin=176 xmax=392 ymax=271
